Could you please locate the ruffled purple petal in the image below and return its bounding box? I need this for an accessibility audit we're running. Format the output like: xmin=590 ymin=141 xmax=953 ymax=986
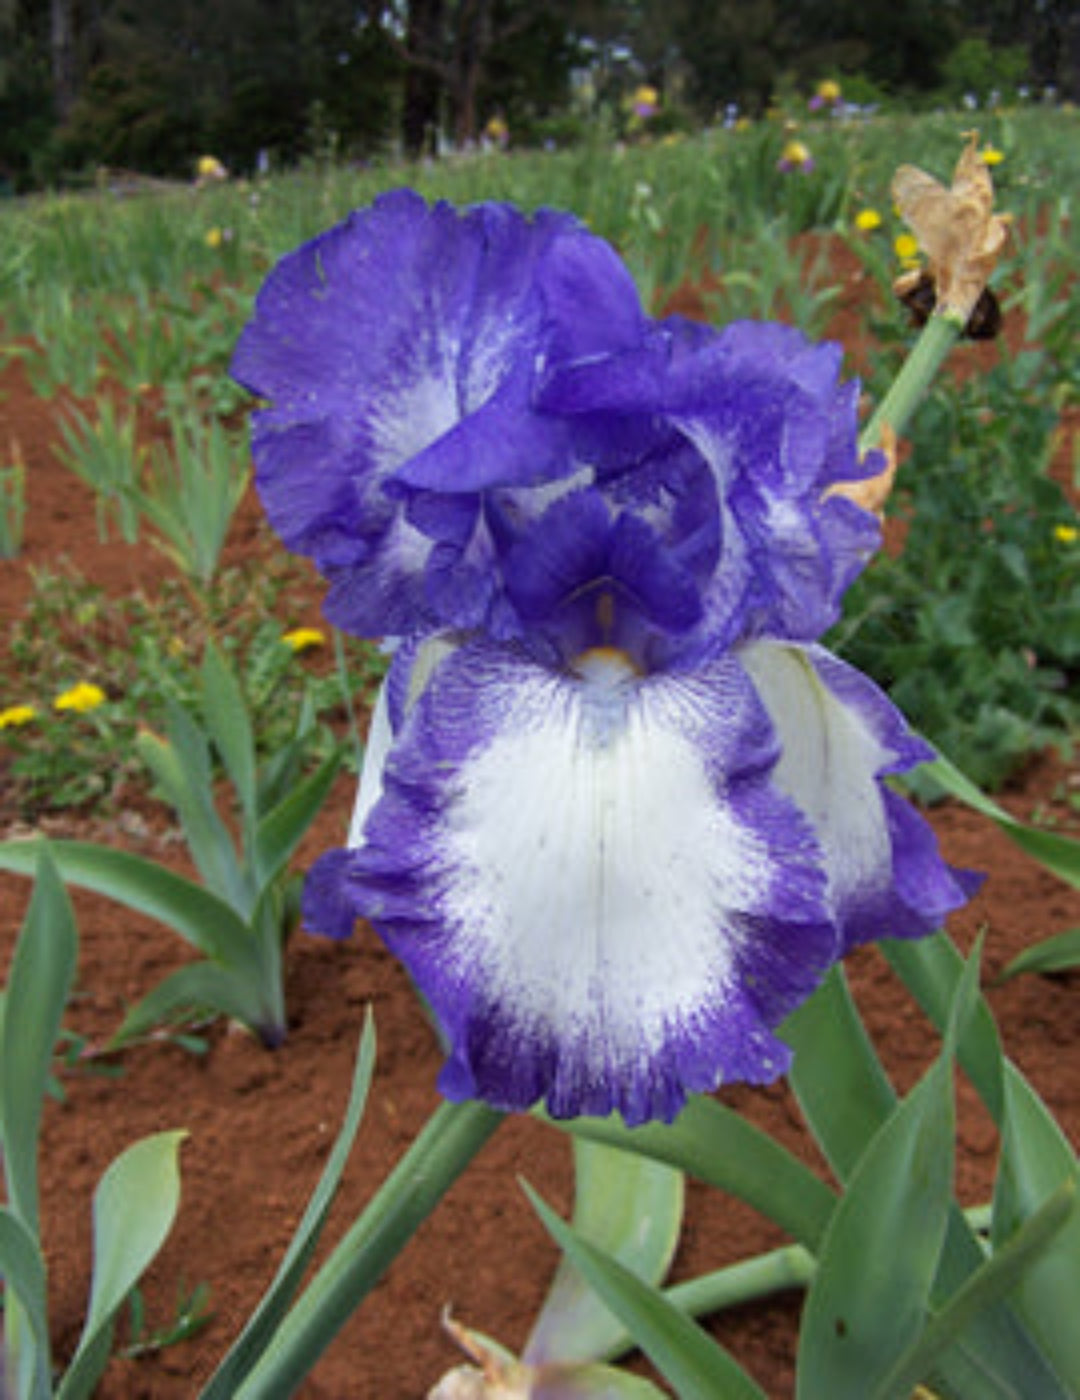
xmin=231 ymin=190 xmax=646 ymax=638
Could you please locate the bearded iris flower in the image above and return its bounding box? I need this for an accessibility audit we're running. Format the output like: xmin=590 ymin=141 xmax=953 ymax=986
xmin=233 ymin=190 xmax=973 ymax=1126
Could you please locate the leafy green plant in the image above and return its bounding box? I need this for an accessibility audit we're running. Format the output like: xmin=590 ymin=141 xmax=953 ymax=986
xmin=0 ymin=563 xmax=382 ymax=818
xmin=133 ymin=406 xmax=250 ymax=587
xmin=0 ymin=845 xmax=186 ymax=1400
xmin=0 ymin=445 xmax=26 ymax=559
xmin=54 ymin=397 xmax=142 ymax=544
xmin=0 ymin=641 xmax=344 ymax=1046
xmin=833 ymin=348 xmax=1079 ymax=790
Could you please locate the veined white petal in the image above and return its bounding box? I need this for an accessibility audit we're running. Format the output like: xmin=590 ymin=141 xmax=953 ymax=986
xmin=739 ymin=639 xmax=926 ymax=930
xmin=348 ymin=679 xmax=394 ymax=847
xmin=348 ymin=635 xmax=463 ymax=847
xmin=352 ymin=642 xmax=831 ymax=1121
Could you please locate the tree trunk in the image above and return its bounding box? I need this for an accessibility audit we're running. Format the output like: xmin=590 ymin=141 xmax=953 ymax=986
xmin=50 ymin=0 xmax=77 ymax=122
xmin=402 ymin=0 xmax=445 ymax=157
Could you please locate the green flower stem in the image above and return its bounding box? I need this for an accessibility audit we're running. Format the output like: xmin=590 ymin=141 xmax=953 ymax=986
xmin=859 ymin=310 xmax=964 ymax=457
xmin=597 ymin=1204 xmax=993 ymax=1364
xmin=661 ymin=1242 xmax=814 ymax=1326
xmin=233 ymin=1098 xmax=504 ymax=1400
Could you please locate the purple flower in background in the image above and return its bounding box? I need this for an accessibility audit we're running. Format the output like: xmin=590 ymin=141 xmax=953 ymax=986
xmin=234 ymin=190 xmax=974 ymax=1126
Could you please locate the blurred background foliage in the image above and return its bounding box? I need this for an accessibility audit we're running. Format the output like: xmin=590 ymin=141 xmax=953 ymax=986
xmin=1 ymin=0 xmax=1078 ymax=191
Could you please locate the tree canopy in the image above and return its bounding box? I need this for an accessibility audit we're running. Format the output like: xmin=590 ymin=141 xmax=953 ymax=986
xmin=1 ymin=0 xmax=1075 ymax=189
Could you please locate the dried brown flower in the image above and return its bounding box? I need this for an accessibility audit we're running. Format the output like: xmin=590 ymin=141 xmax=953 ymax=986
xmin=891 ymin=133 xmax=1010 ymax=323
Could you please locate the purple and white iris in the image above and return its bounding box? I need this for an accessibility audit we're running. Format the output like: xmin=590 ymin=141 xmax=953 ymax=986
xmin=233 ymin=189 xmax=973 ymax=1125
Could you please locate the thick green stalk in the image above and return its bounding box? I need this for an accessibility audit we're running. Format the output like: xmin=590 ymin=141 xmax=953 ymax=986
xmin=596 ymin=1204 xmax=993 ymax=1365
xmin=232 ymin=1098 xmax=504 ymax=1400
xmin=859 ymin=310 xmax=964 ymax=456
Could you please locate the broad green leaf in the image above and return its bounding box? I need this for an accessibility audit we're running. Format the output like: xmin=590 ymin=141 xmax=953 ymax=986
xmin=796 ymin=1046 xmax=956 ymax=1398
xmin=0 ymin=838 xmax=259 ymax=972
xmin=58 ymin=1130 xmax=187 ymax=1400
xmin=556 ymin=1094 xmax=835 ymax=1252
xmin=881 ymin=1180 xmax=1077 ymax=1400
xmin=783 ymin=964 xmax=896 ymax=1182
xmin=200 ymin=639 xmax=258 ymax=827
xmin=137 ymin=721 xmax=250 ymax=913
xmin=881 ymin=932 xmax=1005 ymax=1124
xmin=0 ymin=1206 xmax=52 ymax=1400
xmin=524 ymin=1183 xmax=767 ymax=1400
xmin=252 ymin=747 xmax=343 ymax=890
xmin=991 ymin=1063 xmax=1080 ymax=1388
xmin=997 ymin=926 xmax=1080 ymax=982
xmin=200 ymin=1013 xmax=376 ymax=1399
xmin=537 ymin=1362 xmax=667 ymax=1397
xmin=524 ymin=1139 xmax=684 ymax=1368
xmin=111 ymin=961 xmax=280 ymax=1048
xmin=0 ymin=845 xmax=78 ymax=1234
xmin=924 ymin=754 xmax=1080 ymax=891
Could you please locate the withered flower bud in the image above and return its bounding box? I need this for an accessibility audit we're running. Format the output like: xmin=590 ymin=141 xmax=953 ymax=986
xmin=891 ymin=133 xmax=1010 ymax=324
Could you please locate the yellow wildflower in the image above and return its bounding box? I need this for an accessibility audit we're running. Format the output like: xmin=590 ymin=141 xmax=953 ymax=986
xmin=1055 ymin=524 xmax=1078 ymax=544
xmin=282 ymin=626 xmax=326 ymax=653
xmin=0 ymin=704 xmax=37 ymax=730
xmin=894 ymin=232 xmax=921 ymax=264
xmin=816 ymin=79 xmax=841 ymax=105
xmin=891 ymin=132 xmax=1010 ymax=322
xmin=854 ymin=208 xmax=882 ymax=232
xmin=196 ymin=154 xmax=227 ymax=182
xmin=53 ymin=682 xmax=107 ymax=714
xmin=980 ymin=145 xmax=1004 ymax=166
xmin=633 ymin=85 xmax=658 ymax=119
xmin=205 ymin=227 xmax=224 ymax=250
xmin=482 ymin=115 xmax=509 ymax=146
xmin=779 ymin=140 xmax=814 ymax=172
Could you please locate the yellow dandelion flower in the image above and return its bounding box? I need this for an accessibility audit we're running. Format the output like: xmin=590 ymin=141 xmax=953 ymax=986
xmin=53 ymin=682 xmax=107 ymax=714
xmin=1055 ymin=524 xmax=1078 ymax=544
xmin=980 ymin=146 xmax=1004 ymax=166
xmin=816 ymin=79 xmax=841 ymax=104
xmin=205 ymin=227 xmax=224 ymax=250
xmin=894 ymin=232 xmax=921 ymax=263
xmin=734 ymin=116 xmax=752 ymax=133
xmin=0 ymin=704 xmax=37 ymax=730
xmin=854 ymin=208 xmax=883 ymax=232
xmin=282 ymin=627 xmax=326 ymax=653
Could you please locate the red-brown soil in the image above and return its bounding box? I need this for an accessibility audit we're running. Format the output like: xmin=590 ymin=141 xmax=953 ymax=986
xmin=1 ymin=247 xmax=1079 ymax=1399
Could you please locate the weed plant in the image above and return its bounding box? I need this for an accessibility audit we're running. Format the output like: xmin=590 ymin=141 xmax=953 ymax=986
xmin=0 ymin=564 xmax=386 ymax=817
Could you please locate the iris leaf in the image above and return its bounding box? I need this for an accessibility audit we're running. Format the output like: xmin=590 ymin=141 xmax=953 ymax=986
xmin=923 ymin=753 xmax=1080 ymax=891
xmin=794 ymin=949 xmax=970 ymax=1399
xmin=57 ymin=1130 xmax=186 ymax=1400
xmin=523 ymin=1138 xmax=684 ymax=1368
xmin=783 ymin=964 xmax=895 ymax=1180
xmin=880 ymin=1178 xmax=1077 ymax=1400
xmin=200 ymin=639 xmax=258 ymax=830
xmin=0 ymin=1206 xmax=52 ymax=1400
xmin=200 ymin=1013 xmax=376 ymax=1400
xmin=996 ymin=925 xmax=1080 ymax=982
xmin=991 ymin=1063 xmax=1080 ymax=1389
xmin=0 ymin=838 xmax=260 ymax=972
xmin=555 ymin=1094 xmax=836 ymax=1252
xmin=0 ymin=844 xmax=78 ymax=1235
xmin=523 ymin=1182 xmax=768 ymax=1400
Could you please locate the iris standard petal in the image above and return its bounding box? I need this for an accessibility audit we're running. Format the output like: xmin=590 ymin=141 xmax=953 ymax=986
xmin=740 ymin=640 xmax=974 ymax=951
xmin=231 ymin=190 xmax=645 ymax=639
xmin=305 ymin=641 xmax=837 ymax=1125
